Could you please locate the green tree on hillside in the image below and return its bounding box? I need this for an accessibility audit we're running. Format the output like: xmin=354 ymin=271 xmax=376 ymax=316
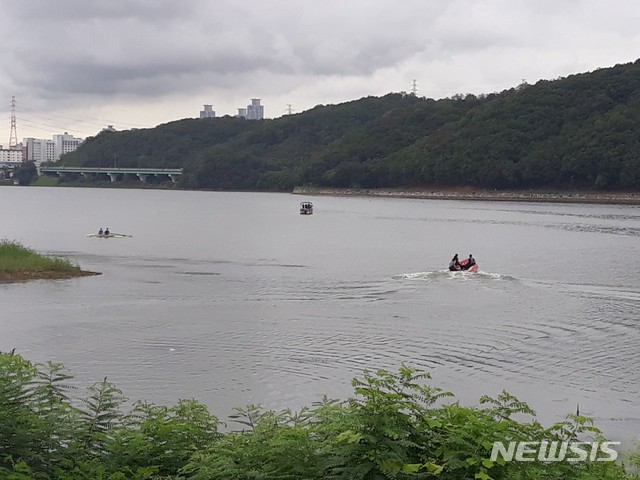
xmin=58 ymin=59 xmax=640 ymax=191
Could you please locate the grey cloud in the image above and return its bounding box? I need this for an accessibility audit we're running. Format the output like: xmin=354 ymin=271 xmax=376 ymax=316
xmin=5 ymin=0 xmax=197 ymax=22
xmin=2 ymin=0 xmax=516 ymax=97
xmin=1 ymin=0 xmax=639 ymax=139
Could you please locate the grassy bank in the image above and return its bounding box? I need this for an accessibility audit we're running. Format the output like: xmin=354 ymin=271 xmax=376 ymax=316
xmin=0 ymin=240 xmax=99 ymax=281
xmin=31 ymin=176 xmax=60 ymax=186
xmin=31 ymin=175 xmax=178 ymax=189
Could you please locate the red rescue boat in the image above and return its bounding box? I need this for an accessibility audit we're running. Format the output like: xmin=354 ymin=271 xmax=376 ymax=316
xmin=457 ymin=257 xmax=479 ymax=273
xmin=449 ymin=255 xmax=479 ymax=273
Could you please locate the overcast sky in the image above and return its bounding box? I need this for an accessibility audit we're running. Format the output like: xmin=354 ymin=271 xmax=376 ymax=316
xmin=1 ymin=0 xmax=639 ymax=145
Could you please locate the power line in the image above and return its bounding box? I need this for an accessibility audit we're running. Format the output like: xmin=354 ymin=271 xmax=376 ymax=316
xmin=17 ymin=118 xmax=77 ymax=135
xmin=15 ymin=114 xmax=155 ymax=139
xmin=29 ymin=113 xmax=150 ymax=131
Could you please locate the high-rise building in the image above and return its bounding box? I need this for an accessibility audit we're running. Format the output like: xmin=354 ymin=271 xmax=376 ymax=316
xmin=200 ymin=104 xmax=216 ymax=118
xmin=246 ymin=99 xmax=264 ymax=120
xmin=24 ymin=138 xmax=56 ymax=166
xmin=236 ymin=99 xmax=264 ymax=120
xmin=52 ymin=132 xmax=83 ymax=160
xmin=23 ymin=133 xmax=84 ymax=167
xmin=0 ymin=147 xmax=23 ymax=166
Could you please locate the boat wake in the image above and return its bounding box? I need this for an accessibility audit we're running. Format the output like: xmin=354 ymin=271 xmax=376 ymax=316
xmin=393 ymin=269 xmax=515 ymax=282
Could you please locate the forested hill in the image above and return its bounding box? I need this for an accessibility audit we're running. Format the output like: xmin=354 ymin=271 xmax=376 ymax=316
xmin=60 ymin=59 xmax=640 ymax=191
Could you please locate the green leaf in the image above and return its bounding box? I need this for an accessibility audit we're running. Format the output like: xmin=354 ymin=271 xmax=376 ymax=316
xmin=336 ymin=429 xmax=363 ymax=444
xmin=427 ymin=419 xmax=443 ymax=428
xmin=474 ymin=471 xmax=494 ymax=480
xmin=424 ymin=462 xmax=444 ymax=474
xmin=381 ymin=459 xmax=403 ymax=474
xmin=401 ymin=463 xmax=422 ymax=473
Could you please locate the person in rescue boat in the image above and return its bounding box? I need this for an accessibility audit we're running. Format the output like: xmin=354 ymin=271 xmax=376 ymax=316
xmin=458 ymin=254 xmax=476 ymax=271
xmin=466 ymin=254 xmax=476 ymax=268
xmin=449 ymin=254 xmax=461 ymax=271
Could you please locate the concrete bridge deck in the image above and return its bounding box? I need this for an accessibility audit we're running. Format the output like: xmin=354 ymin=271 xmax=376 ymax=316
xmin=40 ymin=166 xmax=183 ymax=183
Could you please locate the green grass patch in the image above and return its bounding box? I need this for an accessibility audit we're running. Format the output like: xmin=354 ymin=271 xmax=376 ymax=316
xmin=0 ymin=240 xmax=77 ymax=272
xmin=32 ymin=176 xmax=61 ymax=186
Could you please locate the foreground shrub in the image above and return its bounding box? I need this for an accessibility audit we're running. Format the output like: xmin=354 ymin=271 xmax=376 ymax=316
xmin=0 ymin=351 xmax=637 ymax=479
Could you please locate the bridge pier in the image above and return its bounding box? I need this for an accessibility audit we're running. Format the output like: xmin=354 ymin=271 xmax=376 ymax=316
xmin=39 ymin=167 xmax=183 ymax=184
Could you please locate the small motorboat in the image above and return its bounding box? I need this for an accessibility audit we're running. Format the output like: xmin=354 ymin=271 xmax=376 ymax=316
xmin=448 ymin=255 xmax=478 ymax=272
xmin=300 ymin=202 xmax=313 ymax=215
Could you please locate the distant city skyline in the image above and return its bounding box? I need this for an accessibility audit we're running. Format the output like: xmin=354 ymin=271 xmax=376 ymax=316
xmin=1 ymin=1 xmax=639 ymax=143
xmin=3 ymin=97 xmax=266 ymax=148
xmin=199 ymin=98 xmax=265 ymax=121
xmin=0 ymin=131 xmax=85 ymax=167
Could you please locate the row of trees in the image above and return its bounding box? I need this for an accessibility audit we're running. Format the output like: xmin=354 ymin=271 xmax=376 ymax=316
xmin=2 ymin=351 xmax=638 ymax=479
xmin=59 ymin=59 xmax=640 ymax=191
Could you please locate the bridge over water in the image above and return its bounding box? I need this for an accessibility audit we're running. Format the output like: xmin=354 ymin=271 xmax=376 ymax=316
xmin=39 ymin=166 xmax=183 ymax=183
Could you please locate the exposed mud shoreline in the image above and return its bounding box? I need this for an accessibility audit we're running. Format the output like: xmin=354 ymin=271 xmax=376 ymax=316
xmin=0 ymin=269 xmax=100 ymax=283
xmin=293 ymin=187 xmax=640 ymax=205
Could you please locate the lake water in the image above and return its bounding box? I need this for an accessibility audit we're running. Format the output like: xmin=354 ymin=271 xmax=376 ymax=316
xmin=1 ymin=186 xmax=639 ymax=444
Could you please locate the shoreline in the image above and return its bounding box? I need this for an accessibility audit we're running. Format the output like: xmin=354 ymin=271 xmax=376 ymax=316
xmin=0 ymin=269 xmax=101 ymax=283
xmin=292 ymin=187 xmax=640 ymax=205
xmin=8 ymin=183 xmax=640 ymax=205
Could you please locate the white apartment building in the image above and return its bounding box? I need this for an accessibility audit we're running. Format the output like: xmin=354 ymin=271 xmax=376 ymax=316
xmin=53 ymin=132 xmax=84 ymax=159
xmin=0 ymin=148 xmax=23 ymax=166
xmin=200 ymin=104 xmax=216 ymax=118
xmin=246 ymin=98 xmax=264 ymax=120
xmin=24 ymin=132 xmax=84 ymax=167
xmin=236 ymin=99 xmax=264 ymax=120
xmin=24 ymin=138 xmax=56 ymax=166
